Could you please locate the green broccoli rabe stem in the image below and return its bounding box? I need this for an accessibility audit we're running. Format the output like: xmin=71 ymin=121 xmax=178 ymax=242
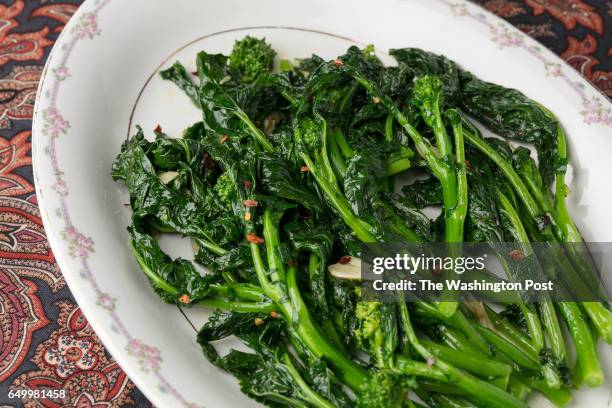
xmin=355 ymin=73 xmax=465 ymax=317
xmin=327 ymin=129 xmax=348 ymax=182
xmin=496 ymin=190 xmax=568 ymax=368
xmin=385 ymin=157 xmax=411 ymax=176
xmin=192 ymin=237 xmax=228 ymax=257
xmin=414 ymin=302 xmax=490 ymax=354
xmin=580 ymin=302 xmax=612 ymax=344
xmin=392 ymin=357 xmax=449 ymax=381
xmin=280 ymin=351 xmax=336 ymax=408
xmin=552 ymin=126 xmax=612 ymax=343
xmin=496 ymin=191 xmax=546 ymax=350
xmin=507 ymin=378 xmax=532 ymax=402
xmin=418 ymin=379 xmax=467 ymax=396
xmin=462 ymin=129 xmax=545 ymax=234
xmin=429 ymin=324 xmax=530 ymax=377
xmin=486 ymin=312 xmax=562 ymax=390
xmin=447 ymin=111 xmax=468 ymax=243
xmin=130 ymin=238 xmax=178 ymax=295
xmin=262 ymin=210 xmax=287 ymax=283
xmin=514 ymin=375 xmax=572 ymax=407
xmin=420 ymin=339 xmax=512 ymax=380
xmin=539 ymin=301 xmax=568 ymax=365
xmin=298 ymin=149 xmax=377 ymax=243
xmin=433 ymin=394 xmax=478 ymax=408
xmin=208 ymin=283 xmax=268 ymax=302
xmin=421 ymin=377 xmax=509 ymax=397
xmin=131 ymin=238 xmax=276 ymax=313
xmin=307 ymin=253 xmax=348 ymax=353
xmin=439 ymin=112 xmax=469 ymax=318
xmin=333 ymin=128 xmax=354 ymax=160
xmin=197 ymin=298 xmax=277 ymax=313
xmin=234 ymin=110 xmax=275 ymax=153
xmin=473 ymin=325 xmax=540 ymax=371
xmin=427 ymin=325 xmax=482 ymax=355
xmin=465 ymin=127 xmax=612 ymax=342
xmin=397 ymin=301 xmax=529 ymax=408
xmin=535 ymin=103 xmax=581 ymax=244
xmin=357 ymin=74 xmax=466 ymax=317
xmin=351 ymin=74 xmax=445 ymax=177
xmin=557 ymin=302 xmax=603 ymax=387
xmin=384 ymin=113 xmax=394 ymax=142
xmin=285 ymin=264 xmax=368 ymax=390
xmin=251 ymin=208 xmax=368 ymax=391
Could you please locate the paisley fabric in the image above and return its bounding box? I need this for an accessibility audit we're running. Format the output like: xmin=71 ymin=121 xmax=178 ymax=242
xmin=0 ymin=0 xmax=608 ymax=407
xmin=473 ymin=0 xmax=611 ymax=98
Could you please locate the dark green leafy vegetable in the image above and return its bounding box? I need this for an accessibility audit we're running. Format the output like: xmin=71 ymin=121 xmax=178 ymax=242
xmin=112 ymin=36 xmax=611 ymax=408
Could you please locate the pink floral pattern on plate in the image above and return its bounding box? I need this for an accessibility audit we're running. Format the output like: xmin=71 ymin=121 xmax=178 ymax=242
xmin=61 ymin=226 xmax=94 ymax=258
xmin=126 ymin=340 xmax=162 ymax=373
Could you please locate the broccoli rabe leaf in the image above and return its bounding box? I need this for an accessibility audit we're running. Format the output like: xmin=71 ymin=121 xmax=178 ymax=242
xmin=198 ymin=311 xmax=350 ymax=407
xmin=128 ymin=224 xmax=217 ymax=304
xmin=459 ymin=70 xmax=559 ymax=185
xmin=112 ymin=127 xmax=241 ymax=249
xmin=160 ymin=61 xmax=199 ymax=107
xmin=260 ymin=153 xmax=324 ymax=213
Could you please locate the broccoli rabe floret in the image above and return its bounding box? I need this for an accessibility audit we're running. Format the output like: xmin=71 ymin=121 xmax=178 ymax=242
xmin=411 ymin=75 xmax=443 ymax=128
xmin=354 ymin=299 xmax=398 ymax=369
xmin=357 ymin=370 xmax=414 ymax=408
xmin=300 ymin=117 xmax=322 ymax=151
xmin=229 ymin=36 xmax=276 ymax=83
xmin=213 ymin=173 xmax=236 ymax=207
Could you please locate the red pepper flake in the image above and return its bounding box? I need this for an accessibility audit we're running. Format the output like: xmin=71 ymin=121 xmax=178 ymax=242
xmin=334 ymin=59 xmax=344 ymax=67
xmin=509 ymin=249 xmax=525 ymax=261
xmin=288 ymin=259 xmax=297 ymax=268
xmin=247 ymin=232 xmax=264 ymax=244
xmin=254 ymin=317 xmax=265 ymax=326
xmin=243 ymin=180 xmax=253 ymax=189
xmin=432 ymin=266 xmax=443 ymax=276
xmin=203 ymin=153 xmax=215 ymax=170
xmin=179 ymin=294 xmax=191 ymax=304
xmin=339 ymin=256 xmax=352 ymax=265
xmin=270 ymin=311 xmax=279 ymax=318
xmin=191 ymin=70 xmax=198 ymax=76
xmin=465 ymin=160 xmax=474 ymax=172
xmin=372 ymin=96 xmax=381 ymax=104
xmin=244 ymin=211 xmax=252 ymax=221
xmin=153 ymin=124 xmax=162 ymax=133
xmin=243 ymin=199 xmax=258 ymax=208
xmin=300 ymin=165 xmax=310 ymax=173
xmin=220 ymin=135 xmax=229 ymax=144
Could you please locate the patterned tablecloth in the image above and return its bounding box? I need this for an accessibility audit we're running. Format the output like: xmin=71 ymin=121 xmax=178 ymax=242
xmin=0 ymin=0 xmax=609 ymax=407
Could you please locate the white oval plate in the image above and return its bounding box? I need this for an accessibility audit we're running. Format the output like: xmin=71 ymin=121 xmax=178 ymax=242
xmin=32 ymin=0 xmax=612 ymax=406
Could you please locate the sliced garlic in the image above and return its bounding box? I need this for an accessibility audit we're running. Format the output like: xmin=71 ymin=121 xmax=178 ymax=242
xmin=328 ymin=256 xmax=362 ymax=280
xmin=158 ymin=171 xmax=179 ymax=185
xmin=191 ymin=237 xmax=200 ymax=254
